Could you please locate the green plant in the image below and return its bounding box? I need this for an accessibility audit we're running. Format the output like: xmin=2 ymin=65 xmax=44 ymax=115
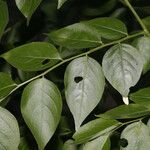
xmin=0 ymin=0 xmax=150 ymax=149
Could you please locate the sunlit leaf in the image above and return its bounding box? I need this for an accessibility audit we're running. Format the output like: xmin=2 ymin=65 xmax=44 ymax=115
xmin=0 ymin=107 xmax=20 ymax=150
xmin=102 ymin=44 xmax=143 ymax=97
xmin=120 ymin=121 xmax=150 ymax=150
xmin=133 ymin=36 xmax=150 ymax=73
xmin=65 ymin=56 xmax=105 ymax=130
xmin=21 ymin=78 xmax=62 ymax=149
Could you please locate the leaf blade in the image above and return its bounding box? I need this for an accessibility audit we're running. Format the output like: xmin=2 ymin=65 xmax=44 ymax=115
xmin=21 ymin=78 xmax=62 ymax=149
xmin=1 ymin=42 xmax=61 ymax=71
xmin=82 ymin=134 xmax=110 ymax=150
xmin=0 ymin=72 xmax=17 ymax=102
xmin=86 ymin=17 xmax=128 ymax=40
xmin=73 ymin=118 xmax=120 ymax=144
xmin=0 ymin=107 xmax=20 ymax=150
xmin=49 ymin=22 xmax=102 ymax=49
xmin=102 ymin=44 xmax=143 ymax=97
xmin=64 ymin=56 xmax=105 ymax=130
xmin=120 ymin=121 xmax=150 ymax=150
xmin=133 ymin=36 xmax=150 ymax=73
xmin=48 ymin=17 xmax=127 ymax=49
xmin=129 ymin=87 xmax=150 ymax=109
xmin=97 ymin=104 xmax=150 ymax=119
xmin=15 ymin=0 xmax=42 ymax=21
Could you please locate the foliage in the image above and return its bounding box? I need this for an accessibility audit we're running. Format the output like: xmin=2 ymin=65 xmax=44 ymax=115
xmin=0 ymin=0 xmax=150 ymax=149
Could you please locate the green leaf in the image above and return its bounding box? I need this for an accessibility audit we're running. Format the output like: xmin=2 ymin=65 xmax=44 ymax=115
xmin=102 ymin=44 xmax=143 ymax=97
xmin=48 ymin=17 xmax=127 ymax=49
xmin=133 ymin=36 xmax=150 ymax=73
xmin=15 ymin=0 xmax=42 ymax=22
xmin=1 ymin=42 xmax=61 ymax=71
xmin=73 ymin=118 xmax=120 ymax=144
xmin=82 ymin=134 xmax=110 ymax=150
xmin=19 ymin=137 xmax=30 ymax=150
xmin=97 ymin=104 xmax=150 ymax=119
xmin=0 ymin=107 xmax=20 ymax=150
xmin=64 ymin=56 xmax=105 ymax=130
xmin=0 ymin=0 xmax=9 ymax=39
xmin=0 ymin=72 xmax=17 ymax=102
xmin=21 ymin=78 xmax=62 ymax=150
xmin=86 ymin=17 xmax=127 ymax=40
xmin=129 ymin=87 xmax=150 ymax=108
xmin=120 ymin=121 xmax=150 ymax=150
xmin=57 ymin=0 xmax=68 ymax=9
xmin=49 ymin=22 xmax=102 ymax=49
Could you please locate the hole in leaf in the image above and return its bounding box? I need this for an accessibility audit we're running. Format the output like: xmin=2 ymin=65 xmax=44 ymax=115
xmin=42 ymin=59 xmax=51 ymax=65
xmin=74 ymin=76 xmax=83 ymax=83
xmin=120 ymin=138 xmax=128 ymax=148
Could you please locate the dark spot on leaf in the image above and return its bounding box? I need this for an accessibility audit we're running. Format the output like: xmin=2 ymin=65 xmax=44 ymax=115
xmin=120 ymin=138 xmax=128 ymax=148
xmin=74 ymin=76 xmax=83 ymax=83
xmin=42 ymin=59 xmax=50 ymax=65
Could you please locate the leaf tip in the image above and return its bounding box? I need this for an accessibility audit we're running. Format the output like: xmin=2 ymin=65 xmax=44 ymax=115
xmin=123 ymin=97 xmax=129 ymax=105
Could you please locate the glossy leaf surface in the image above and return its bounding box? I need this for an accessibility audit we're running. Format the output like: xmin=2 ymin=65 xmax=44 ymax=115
xmin=102 ymin=44 xmax=143 ymax=97
xmin=133 ymin=36 xmax=150 ymax=73
xmin=65 ymin=56 xmax=105 ymax=130
xmin=0 ymin=107 xmax=20 ymax=150
xmin=21 ymin=78 xmax=62 ymax=149
xmin=120 ymin=121 xmax=150 ymax=150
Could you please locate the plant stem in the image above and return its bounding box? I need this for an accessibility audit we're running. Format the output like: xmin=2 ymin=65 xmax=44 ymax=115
xmin=6 ymin=31 xmax=144 ymax=99
xmin=123 ymin=0 xmax=149 ymax=35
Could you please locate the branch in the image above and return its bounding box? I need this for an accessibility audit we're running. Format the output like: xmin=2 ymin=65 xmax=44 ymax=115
xmin=6 ymin=31 xmax=144 ymax=100
xmin=123 ymin=0 xmax=149 ymax=35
